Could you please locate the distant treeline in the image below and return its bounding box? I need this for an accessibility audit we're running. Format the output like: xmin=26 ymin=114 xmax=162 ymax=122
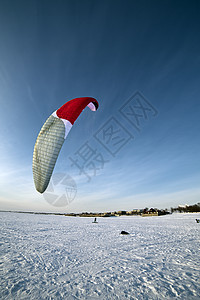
xmin=171 ymin=203 xmax=200 ymax=213
xmin=1 ymin=203 xmax=200 ymax=217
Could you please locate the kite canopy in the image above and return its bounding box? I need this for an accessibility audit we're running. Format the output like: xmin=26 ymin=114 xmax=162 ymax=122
xmin=33 ymin=97 xmax=99 ymax=193
xmin=56 ymin=97 xmax=98 ymax=124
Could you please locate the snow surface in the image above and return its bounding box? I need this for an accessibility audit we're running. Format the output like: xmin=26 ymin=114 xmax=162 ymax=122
xmin=0 ymin=212 xmax=200 ymax=299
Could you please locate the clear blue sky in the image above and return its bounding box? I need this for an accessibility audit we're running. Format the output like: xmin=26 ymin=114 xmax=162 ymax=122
xmin=0 ymin=0 xmax=199 ymax=213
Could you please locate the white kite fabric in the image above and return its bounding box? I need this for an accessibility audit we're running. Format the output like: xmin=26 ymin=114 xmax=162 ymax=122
xmin=33 ymin=115 xmax=65 ymax=193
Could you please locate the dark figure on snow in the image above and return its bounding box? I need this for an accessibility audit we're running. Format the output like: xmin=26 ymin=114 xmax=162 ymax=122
xmin=121 ymin=231 xmax=129 ymax=235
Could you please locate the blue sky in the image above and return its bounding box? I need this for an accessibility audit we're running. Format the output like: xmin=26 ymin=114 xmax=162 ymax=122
xmin=0 ymin=0 xmax=200 ymax=213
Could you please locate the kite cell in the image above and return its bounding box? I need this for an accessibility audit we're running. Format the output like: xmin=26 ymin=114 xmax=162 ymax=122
xmin=32 ymin=97 xmax=99 ymax=193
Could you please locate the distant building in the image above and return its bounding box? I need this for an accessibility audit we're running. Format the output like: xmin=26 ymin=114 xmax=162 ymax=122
xmin=142 ymin=208 xmax=170 ymax=217
xmin=142 ymin=211 xmax=158 ymax=217
xmin=178 ymin=205 xmax=188 ymax=209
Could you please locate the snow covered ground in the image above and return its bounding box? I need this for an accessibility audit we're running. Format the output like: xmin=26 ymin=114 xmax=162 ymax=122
xmin=0 ymin=212 xmax=200 ymax=299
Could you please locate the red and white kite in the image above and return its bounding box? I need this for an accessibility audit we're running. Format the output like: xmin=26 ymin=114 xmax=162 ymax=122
xmin=33 ymin=97 xmax=99 ymax=193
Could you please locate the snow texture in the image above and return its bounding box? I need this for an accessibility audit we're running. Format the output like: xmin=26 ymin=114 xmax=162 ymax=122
xmin=0 ymin=212 xmax=200 ymax=299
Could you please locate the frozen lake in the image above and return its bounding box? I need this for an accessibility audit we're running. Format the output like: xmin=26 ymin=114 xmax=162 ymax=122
xmin=1 ymin=212 xmax=200 ymax=299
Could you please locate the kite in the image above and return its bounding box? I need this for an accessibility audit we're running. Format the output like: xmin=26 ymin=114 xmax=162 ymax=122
xmin=33 ymin=97 xmax=99 ymax=193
